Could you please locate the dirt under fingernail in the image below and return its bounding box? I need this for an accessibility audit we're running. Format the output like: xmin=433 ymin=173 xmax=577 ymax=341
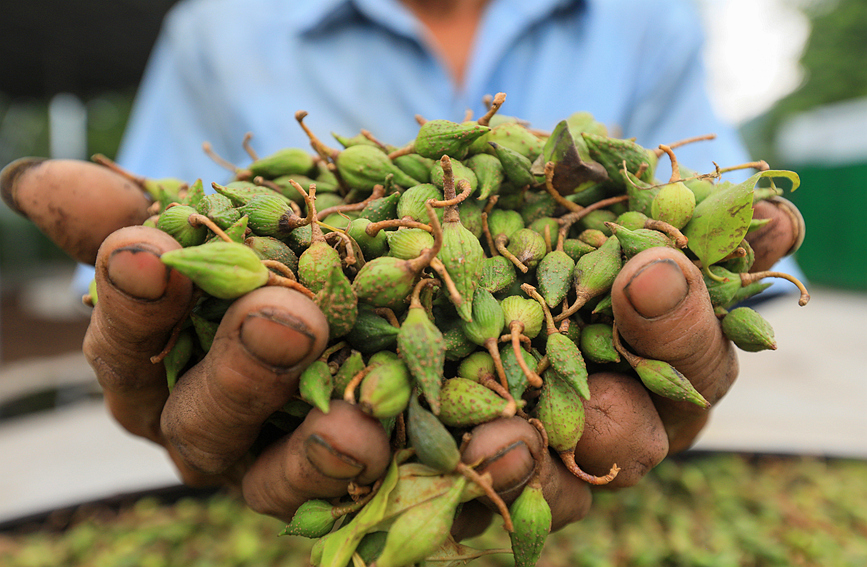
xmin=107 ymin=246 xmax=169 ymax=300
xmin=623 ymin=258 xmax=688 ymax=318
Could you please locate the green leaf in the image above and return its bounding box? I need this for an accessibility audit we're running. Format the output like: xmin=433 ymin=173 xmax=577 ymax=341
xmin=683 ymin=170 xmax=799 ymax=279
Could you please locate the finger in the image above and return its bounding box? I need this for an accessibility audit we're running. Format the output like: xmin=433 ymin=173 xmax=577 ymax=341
xmin=1 ymin=158 xmax=152 ymax=264
xmin=161 ymin=286 xmax=329 ymax=475
xmin=461 ymin=417 xmax=592 ymax=532
xmin=745 ymin=196 xmax=805 ymax=272
xmin=84 ymin=225 xmax=194 ymax=444
xmin=573 ymin=372 xmax=668 ymax=489
xmin=610 ymin=246 xmax=737 ymax=453
xmin=240 ymin=400 xmax=392 ymax=522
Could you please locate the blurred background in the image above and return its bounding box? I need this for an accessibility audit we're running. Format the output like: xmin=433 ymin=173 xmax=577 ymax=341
xmin=1 ymin=0 xmax=866 ymax=564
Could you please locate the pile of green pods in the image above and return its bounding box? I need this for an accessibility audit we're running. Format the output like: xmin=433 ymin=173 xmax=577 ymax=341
xmin=102 ymin=93 xmax=808 ymax=567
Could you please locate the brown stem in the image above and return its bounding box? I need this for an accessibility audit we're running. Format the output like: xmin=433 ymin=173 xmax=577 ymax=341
xmin=188 ymin=213 xmax=233 ymax=242
xmin=91 ymin=153 xmax=149 ymax=189
xmin=387 ymin=142 xmax=415 ymax=160
xmin=644 ymin=218 xmax=688 ymax=248
xmin=317 ymin=183 xmax=385 ymax=220
xmin=455 ymin=462 xmax=514 ymax=532
xmin=652 ymin=133 xmax=716 ymax=158
xmin=510 ymin=321 xmax=543 ymax=388
xmin=544 ymin=161 xmax=583 ymax=213
xmin=261 ymin=260 xmax=297 ymax=281
xmin=360 ymin=129 xmax=388 ymax=151
xmin=343 ymin=366 xmax=372 ymax=404
xmin=201 ymin=142 xmax=242 ymax=176
xmin=320 ymin=341 xmax=348 ymax=362
xmin=740 ymin=271 xmax=810 ymax=306
xmin=484 ymin=339 xmax=517 ymax=417
xmin=718 ymin=160 xmax=770 ymax=174
xmin=405 ymin=199 xmax=445 ymax=274
xmin=374 ymin=308 xmax=401 ymax=329
xmin=553 ymin=286 xmax=591 ymax=324
xmin=557 ymin=195 xmax=629 ymax=245
xmin=495 ymin=234 xmax=528 ymax=273
xmin=242 ymin=132 xmax=259 ymax=161
xmin=365 ymin=217 xmax=432 ymax=237
xmin=658 ymin=144 xmax=681 ymax=183
xmin=477 ymin=92 xmax=506 ymax=127
xmin=610 ymin=321 xmax=641 ymax=368
xmin=429 ymin=259 xmax=464 ymax=311
xmin=409 ymin=277 xmax=439 ymax=309
xmin=266 ymin=272 xmax=316 ymax=299
xmin=430 ymin=178 xmax=472 ymax=212
xmin=324 ymin=230 xmax=357 ymax=267
xmin=295 ymin=110 xmax=339 ymax=162
xmin=528 ymin=418 xmax=549 ymax=450
xmin=558 ymin=450 xmax=620 ymax=485
xmin=521 ymin=284 xmax=557 ymax=335
xmin=331 ymin=477 xmax=384 ymax=517
xmin=479 ymin=374 xmax=518 ymax=418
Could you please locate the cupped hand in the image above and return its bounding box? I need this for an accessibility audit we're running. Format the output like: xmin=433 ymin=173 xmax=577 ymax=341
xmin=1 ymin=157 xmax=802 ymax=535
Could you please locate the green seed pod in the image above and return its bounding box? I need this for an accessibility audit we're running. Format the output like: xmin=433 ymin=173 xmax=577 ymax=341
xmin=393 ymin=153 xmax=434 ymax=183
xmin=299 ymin=360 xmax=333 ymax=414
xmin=279 ymin=499 xmax=337 ymax=538
xmin=438 ymin=377 xmax=511 ymax=427
xmin=298 ymin=241 xmax=342 ymax=295
xmin=536 ymin=250 xmax=576 ymax=308
xmin=247 ymin=147 xmax=316 ymax=179
xmin=398 ymin=302 xmax=446 ymax=414
xmin=500 ymin=343 xmax=538 ymax=399
xmin=506 ymin=228 xmax=546 ymax=271
xmin=314 ymin=263 xmax=357 ymax=340
xmin=352 ymin=256 xmax=421 ymax=309
xmin=438 ymin=215 xmax=485 ymax=323
xmin=320 ymin=211 xmax=356 ymax=233
xmin=337 ymin=144 xmax=422 ymax=190
xmin=240 ymin=194 xmax=302 ymax=238
xmin=730 ymin=280 xmax=773 ymax=305
xmin=581 ymin=132 xmax=653 ymax=187
xmin=480 ymin=255 xmax=517 ymax=294
xmin=332 ymin=350 xmax=365 ymax=398
xmin=535 ymin=370 xmax=585 ymax=453
xmin=386 ymin=228 xmax=435 ymax=260
xmin=562 ymin=238 xmax=596 ymax=262
xmin=702 ymin=265 xmax=744 ymax=307
xmin=719 ymin=238 xmax=755 ymax=273
xmin=490 ymin=142 xmax=538 ymax=187
xmin=178 ymin=178 xmax=204 ymax=208
xmin=360 ymin=191 xmax=401 ymax=223
xmin=346 ymin=217 xmax=389 ymax=259
xmin=359 ymin=354 xmax=413 ymax=418
xmin=623 ymin=170 xmax=661 ymax=216
xmin=244 ymin=235 xmax=299 ymax=274
xmin=212 ymin=181 xmax=292 ymax=208
xmin=545 ymin=332 xmax=590 ymax=400
xmin=650 ymin=181 xmax=696 ymax=229
xmin=215 ymin=215 xmax=248 ymax=243
xmin=157 ymin=205 xmax=208 ymax=247
xmin=196 ymin=193 xmax=240 ymax=230
xmin=591 ymin=293 xmax=614 ymax=316
xmin=614 ymin=210 xmax=650 ymax=231
xmin=579 ymin=323 xmax=620 ymax=364
xmin=500 ymin=295 xmax=544 ymax=339
xmin=465 ymin=152 xmax=504 ymax=199
xmin=430 ymin=158 xmax=478 ymax=196
xmin=721 ymin=306 xmax=777 ymax=352
xmin=580 ymin=209 xmax=617 ymax=235
xmin=164 ymin=328 xmax=194 ymax=392
xmin=572 ymin=235 xmax=622 ymax=309
xmin=160 ymin=241 xmax=269 ymax=299
xmin=680 ymin=165 xmax=716 ymax=204
xmin=457 ymin=351 xmax=496 ymax=382
xmin=461 ymin=287 xmax=505 ymax=346
xmin=346 ymin=304 xmax=399 ymax=354
xmin=396 ymin=183 xmax=444 ymax=223
xmin=634 ymin=358 xmax=709 ymax=408
xmin=407 ymin=394 xmax=460 ymax=472
xmin=604 ymin=222 xmax=674 ymax=259
xmin=413 ymin=119 xmax=490 ymax=160
xmin=509 ymin=480 xmax=552 ymax=567
xmin=486 ymin=122 xmax=545 ymax=161
xmin=487 ymin=208 xmax=524 ymax=240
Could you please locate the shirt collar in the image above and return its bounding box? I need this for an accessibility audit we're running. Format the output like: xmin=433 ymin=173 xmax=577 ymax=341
xmin=295 ymin=0 xmax=587 ymax=38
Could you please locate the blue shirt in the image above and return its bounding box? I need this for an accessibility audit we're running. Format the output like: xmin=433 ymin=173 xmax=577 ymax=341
xmin=74 ymin=0 xmax=804 ymax=294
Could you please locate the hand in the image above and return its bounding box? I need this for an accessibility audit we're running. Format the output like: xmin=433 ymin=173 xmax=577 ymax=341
xmin=1 ymin=157 xmax=802 ymax=536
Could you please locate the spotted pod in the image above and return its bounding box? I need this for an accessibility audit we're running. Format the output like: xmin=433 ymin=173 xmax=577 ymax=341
xmin=545 ymin=332 xmax=590 ymax=400
xmin=430 ymin=158 xmax=478 ymax=197
xmin=396 ymin=183 xmax=444 ymax=223
xmin=571 ymin=234 xmax=622 ymax=310
xmin=438 ymin=215 xmax=485 ymax=323
xmin=490 ymin=142 xmax=538 ymax=187
xmin=393 ymin=153 xmax=435 ymax=184
xmin=632 ymin=358 xmax=710 ymax=409
xmin=536 ymin=250 xmax=576 ymax=308
xmin=651 ymin=181 xmax=696 ymax=230
xmin=562 ymin=238 xmax=596 ymax=262
xmin=486 ymin=122 xmax=545 ymax=161
xmin=314 ymin=263 xmax=357 ymax=340
xmin=509 ymin=480 xmax=552 ymax=567
xmin=345 ymin=304 xmax=400 ymax=354
xmin=245 ymin=235 xmax=299 ymax=274
xmin=438 ymin=377 xmax=512 ymax=428
xmin=386 ymin=228 xmax=435 ymax=260
xmin=332 ymin=350 xmax=365 ymax=398
xmin=500 ymin=296 xmax=544 ymax=339
xmin=246 ymin=147 xmax=317 ymax=179
xmin=506 ymin=228 xmax=547 ymax=271
xmin=407 ymin=394 xmax=460 ymax=472
xmin=535 ymin=370 xmax=585 ymax=453
xmin=157 ymin=205 xmax=208 ymax=247
xmin=398 ymin=303 xmax=446 ymax=414
xmin=336 ymin=144 xmax=422 ymax=190
xmin=604 ymin=222 xmax=674 ymax=259
xmin=466 ymin=152 xmax=504 ymax=199
xmin=480 ymin=255 xmax=517 ymax=294
xmin=461 ymin=287 xmax=505 ymax=347
xmin=413 ymin=119 xmax=490 ymax=160
xmin=359 ymin=190 xmax=401 ymax=223
xmin=359 ymin=352 xmax=413 ymax=418
xmin=345 ymin=217 xmax=389 ymax=260
xmin=581 ymin=132 xmax=653 ymax=188
xmin=279 ymin=499 xmax=337 ymax=539
xmin=160 ymin=241 xmax=270 ymax=300
xmin=579 ymin=323 xmax=620 ymax=364
xmin=298 ymin=241 xmax=343 ymax=295
xmin=499 ymin=342 xmax=539 ymax=400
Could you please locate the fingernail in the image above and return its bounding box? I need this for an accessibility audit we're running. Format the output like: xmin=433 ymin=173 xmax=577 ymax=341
xmin=623 ymin=258 xmax=688 ymax=318
xmin=240 ymin=310 xmax=316 ymax=368
xmin=476 ymin=440 xmax=534 ymax=496
xmin=106 ymin=246 xmax=169 ymax=300
xmin=304 ymin=434 xmax=365 ymax=480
